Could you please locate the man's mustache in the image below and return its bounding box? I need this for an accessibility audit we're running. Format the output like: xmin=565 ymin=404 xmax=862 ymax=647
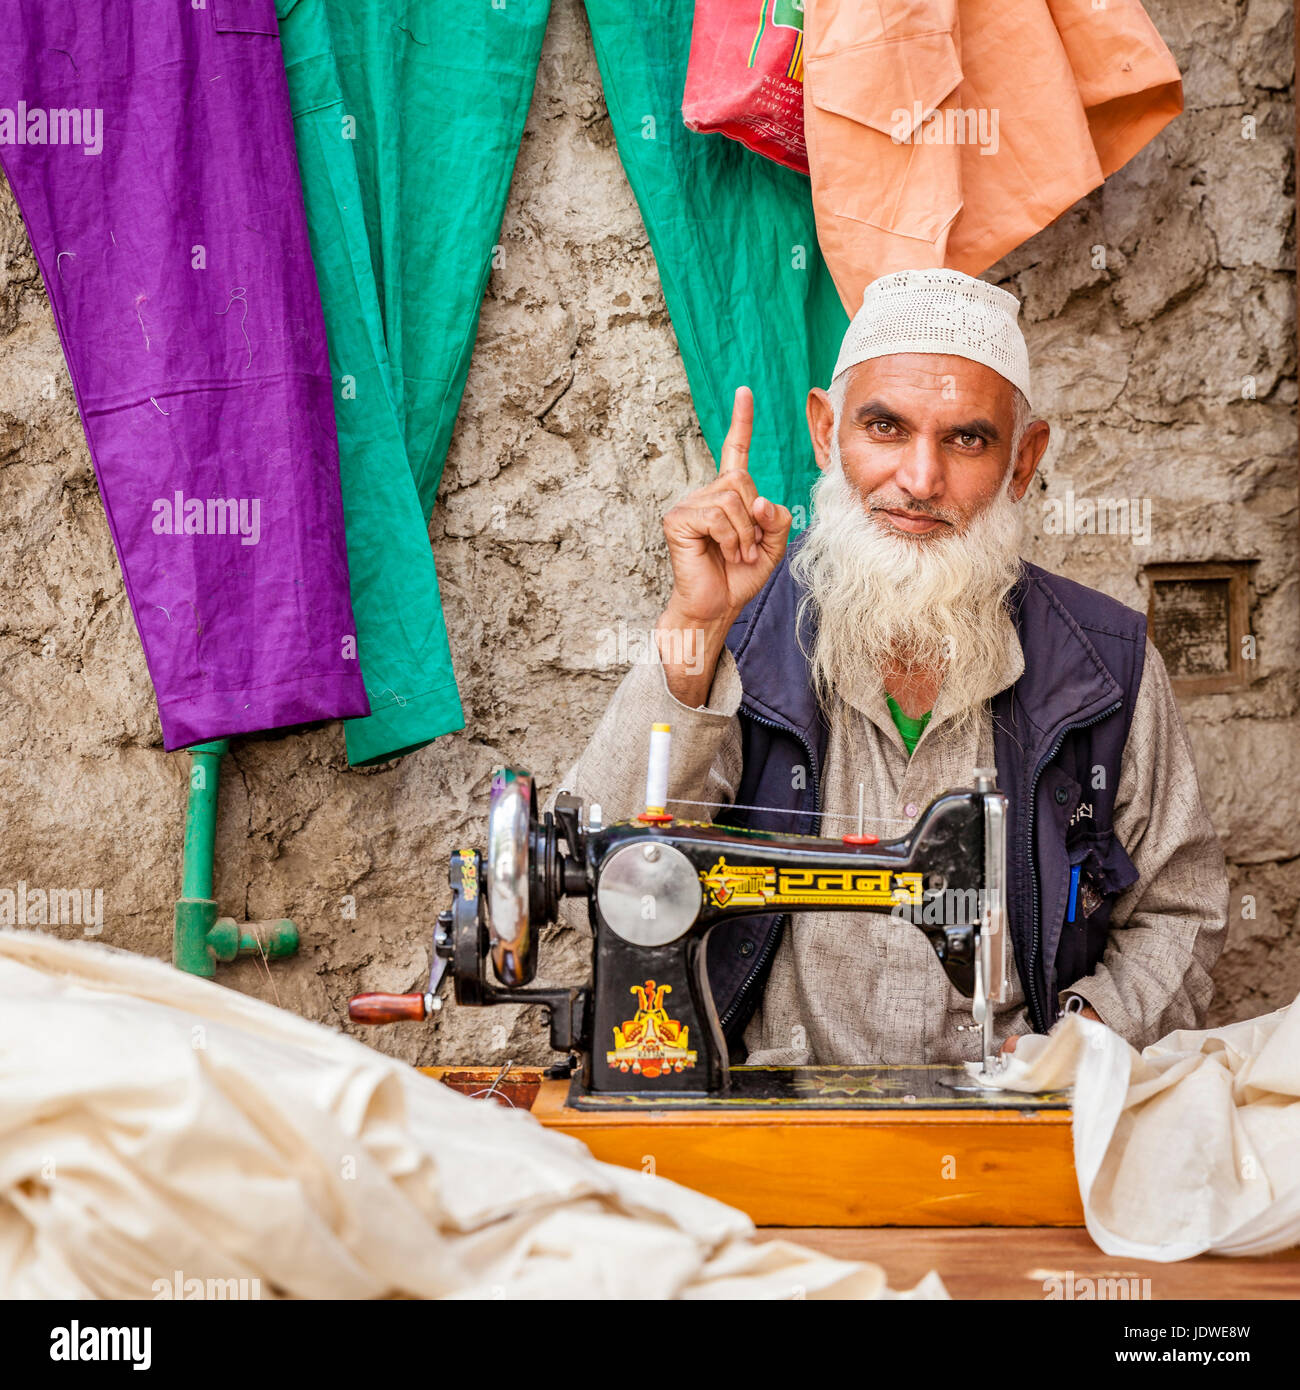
xmin=866 ymin=491 xmax=962 ymax=526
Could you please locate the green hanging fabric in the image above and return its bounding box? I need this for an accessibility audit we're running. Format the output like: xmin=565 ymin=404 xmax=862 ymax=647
xmin=318 ymin=0 xmax=553 ymax=519
xmin=275 ymin=0 xmax=840 ymax=770
xmin=582 ymin=0 xmax=848 ymax=509
xmin=277 ymin=0 xmax=548 ymax=764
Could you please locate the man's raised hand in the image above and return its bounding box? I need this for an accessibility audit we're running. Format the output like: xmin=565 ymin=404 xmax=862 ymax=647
xmin=661 ymin=386 xmax=793 ymax=628
xmin=656 ymin=387 xmax=793 ymax=707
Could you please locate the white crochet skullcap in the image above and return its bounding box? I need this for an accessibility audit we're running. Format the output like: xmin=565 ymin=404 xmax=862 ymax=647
xmin=832 ymin=268 xmax=1032 ymax=407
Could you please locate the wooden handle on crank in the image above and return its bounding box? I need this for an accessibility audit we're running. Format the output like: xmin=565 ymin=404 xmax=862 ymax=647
xmin=349 ymin=992 xmax=428 ymax=1024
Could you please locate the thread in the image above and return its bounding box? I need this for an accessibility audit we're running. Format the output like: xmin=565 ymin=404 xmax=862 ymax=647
xmin=216 ymin=286 xmax=252 ymax=369
xmin=663 ymin=795 xmax=911 ymax=827
xmin=467 ymin=1060 xmax=516 ymax=1108
xmin=643 ymin=723 xmax=671 ymax=815
xmin=243 ymin=921 xmax=281 ymax=1011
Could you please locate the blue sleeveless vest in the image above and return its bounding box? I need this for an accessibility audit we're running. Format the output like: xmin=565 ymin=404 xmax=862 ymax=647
xmin=707 ymin=543 xmax=1147 ymax=1040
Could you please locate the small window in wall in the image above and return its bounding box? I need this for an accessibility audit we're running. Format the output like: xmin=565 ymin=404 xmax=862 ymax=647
xmin=1143 ymin=562 xmax=1254 ymax=694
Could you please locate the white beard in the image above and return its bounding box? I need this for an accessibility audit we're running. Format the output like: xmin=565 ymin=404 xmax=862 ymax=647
xmin=790 ymin=442 xmax=1025 ymax=735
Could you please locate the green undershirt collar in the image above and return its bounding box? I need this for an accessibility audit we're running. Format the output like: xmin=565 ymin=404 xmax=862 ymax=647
xmin=886 ymin=695 xmax=932 ymax=757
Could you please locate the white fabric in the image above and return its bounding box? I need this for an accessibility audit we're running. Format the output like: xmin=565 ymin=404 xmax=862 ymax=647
xmin=966 ymin=1000 xmax=1300 ymax=1260
xmin=0 ymin=930 xmax=946 ymax=1300
xmin=832 ymin=267 xmax=1033 ymax=405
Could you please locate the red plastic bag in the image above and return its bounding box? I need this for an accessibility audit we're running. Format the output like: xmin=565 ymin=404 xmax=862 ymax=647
xmin=682 ymin=0 xmax=808 ymax=174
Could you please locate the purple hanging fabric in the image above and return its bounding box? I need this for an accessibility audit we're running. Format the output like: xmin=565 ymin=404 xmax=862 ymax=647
xmin=0 ymin=0 xmax=369 ymax=747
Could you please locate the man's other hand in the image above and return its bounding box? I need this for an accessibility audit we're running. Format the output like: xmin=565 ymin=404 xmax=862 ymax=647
xmin=1001 ymin=1004 xmax=1101 ymax=1054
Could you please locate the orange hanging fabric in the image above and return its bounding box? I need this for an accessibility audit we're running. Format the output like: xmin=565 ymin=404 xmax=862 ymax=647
xmin=802 ymin=0 xmax=1184 ymax=312
xmin=683 ymin=0 xmax=810 ymax=174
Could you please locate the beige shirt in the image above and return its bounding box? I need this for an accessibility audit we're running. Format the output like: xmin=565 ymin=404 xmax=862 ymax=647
xmin=557 ymin=610 xmax=1228 ymax=1063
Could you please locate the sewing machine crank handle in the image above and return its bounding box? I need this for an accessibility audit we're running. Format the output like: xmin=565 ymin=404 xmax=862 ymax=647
xmin=349 ymin=862 xmax=591 ymax=1051
xmin=349 ymin=910 xmax=455 ymax=1023
xmin=348 ymin=985 xmax=588 ymax=1049
xmin=349 ymin=991 xmax=433 ymax=1024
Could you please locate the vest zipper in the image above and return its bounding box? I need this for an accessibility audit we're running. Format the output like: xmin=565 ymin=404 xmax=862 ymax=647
xmin=1023 ymin=700 xmax=1122 ymax=1033
xmin=717 ymin=707 xmax=820 ymax=1033
xmin=717 ymin=912 xmax=789 ymax=1034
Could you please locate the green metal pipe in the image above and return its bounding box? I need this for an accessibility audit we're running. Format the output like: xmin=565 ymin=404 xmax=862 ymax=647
xmin=174 ymin=740 xmax=228 ymax=976
xmin=208 ymin=917 xmax=299 ymax=962
xmin=174 ymin=739 xmax=299 ymax=976
xmin=181 ymin=740 xmax=226 ymax=901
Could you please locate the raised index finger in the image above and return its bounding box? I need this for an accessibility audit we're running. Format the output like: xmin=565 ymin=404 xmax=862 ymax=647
xmin=718 ymin=386 xmax=754 ymax=476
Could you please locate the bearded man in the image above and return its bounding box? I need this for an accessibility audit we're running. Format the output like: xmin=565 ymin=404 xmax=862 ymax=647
xmin=560 ymin=269 xmax=1227 ymax=1064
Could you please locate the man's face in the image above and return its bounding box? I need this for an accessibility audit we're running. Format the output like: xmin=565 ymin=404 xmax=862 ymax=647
xmin=806 ymin=354 xmax=1048 ymax=536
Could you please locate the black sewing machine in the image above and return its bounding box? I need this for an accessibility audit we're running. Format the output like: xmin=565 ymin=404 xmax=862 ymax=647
xmin=349 ymin=730 xmax=1065 ymax=1111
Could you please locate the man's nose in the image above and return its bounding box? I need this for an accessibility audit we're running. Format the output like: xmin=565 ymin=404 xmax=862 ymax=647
xmin=891 ymin=437 xmax=945 ymax=501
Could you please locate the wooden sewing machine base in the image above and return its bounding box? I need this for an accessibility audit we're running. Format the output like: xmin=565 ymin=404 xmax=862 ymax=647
xmin=423 ymin=1065 xmax=1083 ymax=1227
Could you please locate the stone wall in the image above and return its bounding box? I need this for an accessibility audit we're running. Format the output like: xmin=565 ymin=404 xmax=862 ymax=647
xmin=0 ymin=0 xmax=1293 ymax=1065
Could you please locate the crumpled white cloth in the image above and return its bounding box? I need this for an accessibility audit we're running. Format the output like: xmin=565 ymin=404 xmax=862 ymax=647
xmin=0 ymin=931 xmax=945 ymax=1300
xmin=966 ymin=1000 xmax=1300 ymax=1260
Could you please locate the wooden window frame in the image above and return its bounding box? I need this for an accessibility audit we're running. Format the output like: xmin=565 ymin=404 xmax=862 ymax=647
xmin=1142 ymin=561 xmax=1254 ymax=695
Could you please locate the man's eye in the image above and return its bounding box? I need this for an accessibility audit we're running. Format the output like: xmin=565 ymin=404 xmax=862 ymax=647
xmin=955 ymin=432 xmax=983 ymax=448
xmin=869 ymin=421 xmax=897 ymax=436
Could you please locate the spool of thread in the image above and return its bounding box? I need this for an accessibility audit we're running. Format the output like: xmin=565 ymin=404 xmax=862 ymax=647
xmin=640 ymin=723 xmax=672 ymax=822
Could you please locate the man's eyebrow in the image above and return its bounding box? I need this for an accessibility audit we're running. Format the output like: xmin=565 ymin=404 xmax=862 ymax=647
xmin=850 ymin=402 xmax=1003 ymax=442
xmin=952 ymin=417 xmax=1001 ymax=442
xmin=851 ymin=399 xmax=910 ymax=427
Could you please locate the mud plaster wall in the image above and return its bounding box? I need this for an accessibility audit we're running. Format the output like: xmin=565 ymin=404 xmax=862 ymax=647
xmin=0 ymin=0 xmax=1295 ymax=1066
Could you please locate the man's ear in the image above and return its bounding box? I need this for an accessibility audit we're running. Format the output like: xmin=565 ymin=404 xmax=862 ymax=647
xmin=1009 ymin=419 xmax=1050 ymax=501
xmin=806 ymin=387 xmax=834 ymax=471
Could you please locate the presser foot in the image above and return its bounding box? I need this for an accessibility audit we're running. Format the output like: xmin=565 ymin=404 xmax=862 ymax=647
xmin=939 ymin=1055 xmax=1015 ymax=1094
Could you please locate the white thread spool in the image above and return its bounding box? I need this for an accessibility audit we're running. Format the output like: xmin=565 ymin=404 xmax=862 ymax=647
xmin=643 ymin=723 xmax=671 ymax=817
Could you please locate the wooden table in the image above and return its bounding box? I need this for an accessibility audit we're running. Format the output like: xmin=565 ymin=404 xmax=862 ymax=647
xmin=428 ymin=1067 xmax=1082 ymax=1226
xmin=758 ymin=1228 xmax=1300 ymax=1299
xmin=424 ymin=1067 xmax=1300 ymax=1296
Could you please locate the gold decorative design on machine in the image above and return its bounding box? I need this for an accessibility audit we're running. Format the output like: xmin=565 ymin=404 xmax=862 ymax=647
xmin=698 ymin=858 xmax=776 ymax=909
xmin=457 ymin=848 xmax=477 ymax=902
xmin=700 ymin=857 xmax=923 ymax=909
xmin=607 ymin=979 xmax=697 ymax=1078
